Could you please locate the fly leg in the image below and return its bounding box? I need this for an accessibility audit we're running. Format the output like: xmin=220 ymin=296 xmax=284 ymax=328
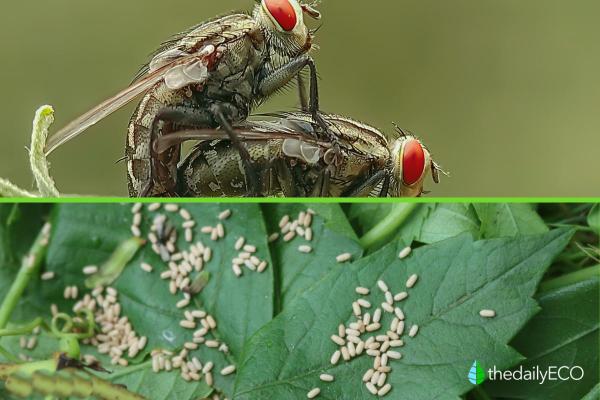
xmin=273 ymin=159 xmax=299 ymax=197
xmin=310 ymin=168 xmax=332 ymax=197
xmin=342 ymin=170 xmax=389 ymax=197
xmin=379 ymin=174 xmax=391 ymax=197
xmin=209 ymin=104 xmax=261 ymax=197
xmin=257 ymin=56 xmax=339 ymax=148
xmin=297 ymin=73 xmax=309 ymax=112
xmin=144 ymin=103 xmax=260 ymax=197
xmin=142 ymin=105 xmax=214 ymax=197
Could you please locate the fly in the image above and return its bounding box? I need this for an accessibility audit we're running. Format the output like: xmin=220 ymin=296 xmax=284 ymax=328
xmin=44 ymin=0 xmax=325 ymax=197
xmin=154 ymin=112 xmax=445 ymax=197
xmin=153 ymin=214 xmax=176 ymax=261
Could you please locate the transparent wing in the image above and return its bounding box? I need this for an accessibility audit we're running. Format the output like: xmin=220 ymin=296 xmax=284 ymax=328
xmin=45 ymin=47 xmax=216 ymax=156
xmin=153 ymin=127 xmax=330 ymax=155
xmin=156 ymin=45 xmax=214 ymax=90
xmin=281 ymin=138 xmax=321 ymax=165
xmin=46 ymin=12 xmax=257 ymax=156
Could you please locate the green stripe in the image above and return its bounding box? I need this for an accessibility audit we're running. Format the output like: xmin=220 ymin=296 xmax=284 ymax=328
xmin=0 ymin=197 xmax=598 ymax=204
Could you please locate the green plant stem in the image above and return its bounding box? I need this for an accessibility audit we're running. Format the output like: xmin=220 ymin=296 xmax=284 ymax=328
xmin=9 ymin=359 xmax=56 ymax=376
xmin=0 ymin=318 xmax=43 ymax=337
xmin=359 ymin=203 xmax=419 ymax=250
xmin=548 ymin=223 xmax=596 ymax=233
xmin=106 ymin=360 xmax=153 ymax=380
xmin=0 ymin=224 xmax=51 ymax=329
xmin=540 ymin=264 xmax=600 ymax=292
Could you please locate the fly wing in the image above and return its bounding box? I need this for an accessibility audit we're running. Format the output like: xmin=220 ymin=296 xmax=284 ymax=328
xmin=134 ymin=14 xmax=257 ymax=82
xmin=155 ymin=127 xmax=327 ymax=167
xmin=45 ymin=54 xmax=211 ymax=155
xmin=153 ymin=127 xmax=326 ymax=155
xmin=46 ymin=13 xmax=258 ymax=155
xmin=46 ymin=66 xmax=167 ymax=155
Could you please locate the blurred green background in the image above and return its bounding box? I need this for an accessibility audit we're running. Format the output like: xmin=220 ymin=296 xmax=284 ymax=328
xmin=1 ymin=0 xmax=599 ymax=197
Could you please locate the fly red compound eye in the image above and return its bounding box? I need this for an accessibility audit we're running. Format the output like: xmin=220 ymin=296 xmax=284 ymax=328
xmin=402 ymin=139 xmax=426 ymax=185
xmin=264 ymin=0 xmax=298 ymax=31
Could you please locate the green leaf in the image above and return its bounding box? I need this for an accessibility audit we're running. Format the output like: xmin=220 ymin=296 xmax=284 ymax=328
xmin=473 ymin=204 xmax=548 ymax=238
xmin=21 ymin=204 xmax=273 ymax=399
xmin=581 ymin=384 xmax=600 ymax=400
xmin=0 ymin=205 xmax=48 ymax=268
xmin=85 ymin=237 xmax=144 ymax=288
xmin=344 ymin=204 xmax=404 ymax=238
xmin=484 ymin=277 xmax=599 ymax=400
xmin=263 ymin=204 xmax=362 ymax=311
xmin=345 ymin=204 xmax=430 ymax=244
xmin=0 ymin=330 xmax=59 ymax=363
xmin=588 ymin=204 xmax=599 ymax=231
xmin=233 ymin=229 xmax=573 ymax=400
xmin=110 ymin=366 xmax=212 ymax=400
xmin=345 ymin=203 xmax=480 ymax=247
xmin=0 ymin=205 xmax=49 ymax=323
xmin=347 ymin=204 xmax=548 ymax=251
xmin=416 ymin=203 xmax=480 ymax=243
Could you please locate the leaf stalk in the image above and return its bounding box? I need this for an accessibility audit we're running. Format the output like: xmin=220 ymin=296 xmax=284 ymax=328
xmin=359 ymin=203 xmax=419 ymax=250
xmin=0 ymin=223 xmax=51 ymax=329
xmin=539 ymin=264 xmax=600 ymax=292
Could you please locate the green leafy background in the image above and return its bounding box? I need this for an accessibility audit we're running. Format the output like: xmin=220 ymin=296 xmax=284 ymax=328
xmin=0 ymin=203 xmax=597 ymax=400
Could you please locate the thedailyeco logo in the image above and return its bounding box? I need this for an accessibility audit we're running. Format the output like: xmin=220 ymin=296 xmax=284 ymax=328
xmin=468 ymin=361 xmax=584 ymax=385
xmin=468 ymin=361 xmax=486 ymax=385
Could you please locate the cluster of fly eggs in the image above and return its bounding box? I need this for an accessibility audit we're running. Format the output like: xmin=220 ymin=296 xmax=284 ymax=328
xmin=71 ymin=286 xmax=147 ymax=367
xmin=18 ymin=325 xmax=41 ymax=360
xmin=132 ymin=203 xmax=236 ymax=382
xmin=231 ymin=236 xmax=268 ymax=276
xmin=275 ymin=209 xmax=315 ymax=245
xmin=314 ymin=274 xmax=422 ymax=398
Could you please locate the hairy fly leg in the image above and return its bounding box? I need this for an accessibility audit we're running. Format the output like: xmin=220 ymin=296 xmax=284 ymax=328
xmin=309 ymin=168 xmax=332 ymax=197
xmin=257 ymin=55 xmax=340 ymax=150
xmin=211 ymin=103 xmax=261 ymax=197
xmin=144 ymin=101 xmax=261 ymax=197
xmin=143 ymin=104 xmax=214 ymax=197
xmin=342 ymin=170 xmax=390 ymax=197
xmin=297 ymin=74 xmax=309 ymax=112
xmin=273 ymin=158 xmax=299 ymax=196
xmin=379 ymin=173 xmax=391 ymax=197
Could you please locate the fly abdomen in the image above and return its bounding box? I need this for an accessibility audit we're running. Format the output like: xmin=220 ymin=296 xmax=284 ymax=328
xmin=179 ymin=139 xmax=284 ymax=197
xmin=126 ymin=82 xmax=188 ymax=196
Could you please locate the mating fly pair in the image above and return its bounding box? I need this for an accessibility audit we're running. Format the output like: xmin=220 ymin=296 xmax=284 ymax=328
xmin=160 ymin=112 xmax=443 ymax=197
xmin=45 ymin=0 xmax=443 ymax=197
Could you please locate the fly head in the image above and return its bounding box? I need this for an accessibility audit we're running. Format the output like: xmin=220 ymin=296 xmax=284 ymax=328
xmin=254 ymin=0 xmax=319 ymax=56
xmin=389 ymin=135 xmax=435 ymax=197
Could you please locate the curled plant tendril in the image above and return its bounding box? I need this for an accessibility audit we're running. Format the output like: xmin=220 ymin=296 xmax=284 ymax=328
xmin=29 ymin=105 xmax=59 ymax=197
xmin=0 ymin=105 xmax=61 ymax=198
xmin=51 ymin=309 xmax=96 ymax=359
xmin=51 ymin=309 xmax=96 ymax=339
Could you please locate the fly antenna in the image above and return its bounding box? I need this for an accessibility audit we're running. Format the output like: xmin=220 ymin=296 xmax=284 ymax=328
xmin=301 ymin=1 xmax=322 ymax=20
xmin=392 ymin=122 xmax=407 ymax=137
